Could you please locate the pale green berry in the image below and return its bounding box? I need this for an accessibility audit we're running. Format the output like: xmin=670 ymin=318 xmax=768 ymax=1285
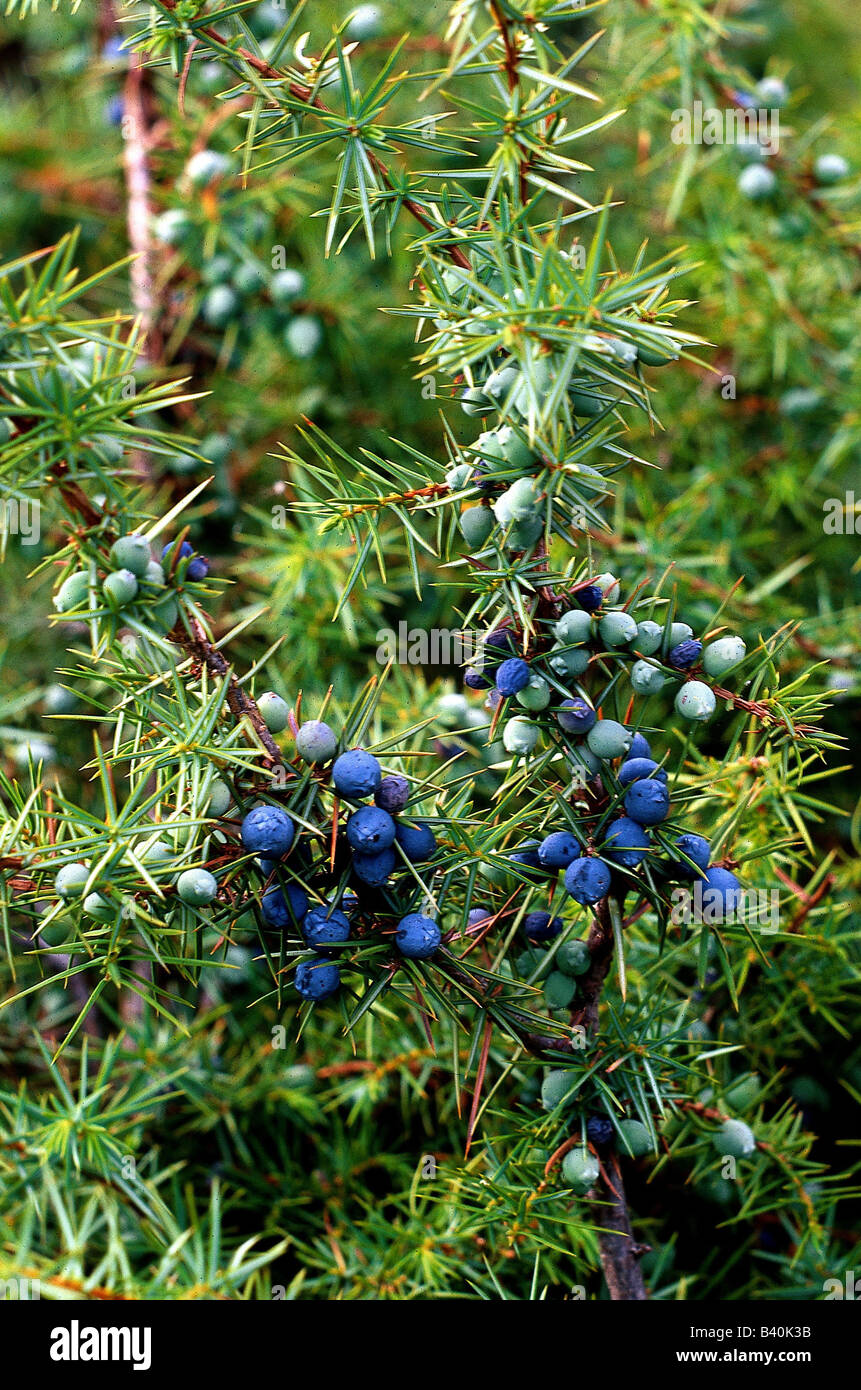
xmin=140 ymin=838 xmax=173 ymax=866
xmin=598 ymin=610 xmax=638 ymax=647
xmin=271 ymin=268 xmax=305 ymax=303
xmin=436 ymin=692 xmax=469 ymax=727
xmin=544 ymin=971 xmax=576 ymax=1009
xmin=459 ymin=506 xmax=495 ymax=548
xmin=669 ymin=622 xmax=693 ymax=645
xmin=516 ymin=675 xmax=551 ymax=711
xmin=541 ymin=1068 xmax=579 ymax=1111
xmin=484 ymin=365 xmax=520 ymax=403
xmin=713 ymin=1118 xmax=756 ymax=1158
xmin=630 ymin=659 xmax=668 ymax=696
xmin=206 ymin=778 xmax=233 ymax=816
xmin=502 ymin=717 xmax=539 ymax=755
xmin=153 ymin=209 xmax=191 ymax=244
xmin=83 ymin=892 xmax=114 ymax=921
xmin=103 ymin=568 xmax=139 ymax=607
xmin=144 ymin=560 xmax=166 ymax=587
xmin=554 ymin=609 xmax=593 ymax=645
xmin=258 ymin=691 xmax=290 ymax=733
xmin=585 ymin=719 xmax=631 ymax=760
xmin=594 ymin=572 xmax=620 ymax=604
xmin=756 ymin=76 xmax=789 ymax=106
xmin=547 ymin=644 xmax=591 ymax=679
xmin=561 ymin=1149 xmax=600 ymax=1195
xmin=285 ymin=315 xmax=323 ymax=358
xmin=14 ymin=738 xmax=53 ymax=766
xmin=702 ymin=636 xmax=746 ymax=678
xmin=617 ymin=1119 xmax=652 ymax=1158
xmin=675 ymin=681 xmax=716 ymax=721
xmin=567 ymin=744 xmax=601 ymax=778
xmin=295 ymin=720 xmax=338 ymax=764
xmin=635 ymin=620 xmax=663 ymax=655
xmin=446 ymin=462 xmax=473 ymax=490
xmin=110 ymin=534 xmax=151 ymax=577
xmin=54 ymin=571 xmax=91 ymax=613
xmin=43 ymin=684 xmax=77 ymax=715
xmin=556 ymin=939 xmax=591 ymax=976
xmin=814 ymin=153 xmax=849 ymax=185
xmin=153 ymin=596 xmax=179 ymax=630
xmin=185 ymin=149 xmax=230 ymax=185
xmin=495 ymin=425 xmax=535 ymax=469
xmin=493 ymin=477 xmax=540 ymax=525
xmin=176 ymin=867 xmax=218 ymax=906
xmin=55 ymin=862 xmax=89 ymax=898
xmin=738 ymin=164 xmax=777 ymax=200
xmin=505 ymin=515 xmax=544 ymax=550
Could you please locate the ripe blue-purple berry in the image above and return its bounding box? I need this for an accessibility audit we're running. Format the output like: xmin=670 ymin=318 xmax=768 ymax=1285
xmin=618 ymin=757 xmax=667 ymax=787
xmin=240 ymin=805 xmax=295 ymax=858
xmin=395 ymin=913 xmax=442 ymax=959
xmin=669 ymin=832 xmax=711 ymax=880
xmin=523 ymin=911 xmax=564 ymax=943
xmin=261 ymin=882 xmax=309 ymax=928
xmin=374 ymin=774 xmax=410 ymax=813
xmin=303 ymin=905 xmax=351 ymax=953
xmin=332 ymin=748 xmax=382 ymax=798
xmin=346 ymin=806 xmax=396 ymax=853
xmin=464 ymin=667 xmax=490 ymax=690
xmin=394 ymin=821 xmax=437 ymax=862
xmin=586 ymin=1116 xmax=614 ymax=1148
xmin=557 ymin=698 xmax=597 ymax=735
xmin=351 ymin=848 xmax=396 ymax=885
xmin=564 ymin=856 xmax=611 ymax=905
xmin=669 ymin=638 xmax=703 ymax=669
xmin=604 ymin=817 xmax=651 ymax=868
xmin=294 ymin=958 xmax=340 ymax=1000
xmin=696 ymin=866 xmax=743 ymax=920
xmin=624 ymin=778 xmax=671 ymax=826
xmin=495 ymin=658 xmax=530 ymax=697
xmin=538 ymin=830 xmax=581 ymax=870
xmin=576 ymin=584 xmax=603 ymax=612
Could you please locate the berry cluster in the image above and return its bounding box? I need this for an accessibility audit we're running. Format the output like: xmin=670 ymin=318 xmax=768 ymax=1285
xmin=52 ymin=532 xmax=209 ymax=644
xmin=153 ymin=151 xmax=321 ymax=363
xmin=733 ymin=78 xmax=851 ymax=199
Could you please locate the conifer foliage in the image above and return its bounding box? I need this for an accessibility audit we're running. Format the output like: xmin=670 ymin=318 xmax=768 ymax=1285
xmin=0 ymin=1 xmax=857 ymax=1302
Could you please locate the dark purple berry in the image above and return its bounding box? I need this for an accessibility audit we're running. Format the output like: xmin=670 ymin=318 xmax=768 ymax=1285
xmin=669 ymin=638 xmax=703 ymax=669
xmin=586 ymin=1116 xmax=614 ymax=1148
xmin=576 ymin=585 xmax=603 ymax=612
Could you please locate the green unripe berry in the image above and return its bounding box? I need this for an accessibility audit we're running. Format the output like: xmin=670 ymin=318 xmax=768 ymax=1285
xmin=176 ymin=867 xmax=219 ymax=906
xmin=544 ymin=970 xmax=576 ymax=1009
xmin=271 ymin=268 xmax=305 ymax=303
xmin=724 ymin=1072 xmax=761 ymax=1111
xmin=258 ymin=691 xmax=290 ymax=733
xmin=814 ymin=152 xmax=850 ymax=185
xmin=446 ymin=462 xmax=473 ymax=491
xmin=547 ymin=644 xmax=591 ymax=679
xmin=140 ymin=838 xmax=173 ymax=866
xmin=103 ymin=568 xmax=139 ymax=607
xmin=516 ymin=675 xmax=551 ymax=711
xmin=713 ymin=1118 xmax=756 ymax=1158
xmin=567 ymin=744 xmax=601 ymax=778
xmin=556 ymin=939 xmax=591 ymax=976
xmin=669 ymin=622 xmax=693 ymax=645
xmin=637 ymin=339 xmax=678 ymax=367
xmin=630 ymin=658 xmax=668 ymax=696
xmin=554 ymin=609 xmax=593 ymax=645
xmin=561 ymin=1149 xmax=600 ymax=1194
xmin=55 ymin=862 xmax=89 ymax=898
xmin=206 ymin=778 xmax=233 ymax=816
xmin=436 ymin=692 xmax=469 ymax=727
xmin=54 ymin=570 xmax=91 ymax=613
xmin=43 ymin=684 xmax=77 ymax=716
xmin=702 ymin=636 xmax=746 ymax=678
xmin=202 ymin=254 xmax=234 ymax=285
xmin=284 ymin=315 xmax=323 ymax=358
xmin=598 ymin=610 xmax=638 ymax=647
xmin=153 ymin=209 xmax=192 ymax=245
xmin=109 ymin=534 xmax=151 ymax=577
xmin=586 ymin=719 xmax=631 ymax=760
xmin=153 ymin=596 xmax=179 ymax=631
xmin=459 ymin=505 xmax=495 ymax=548
xmin=505 ymin=515 xmax=544 ymax=550
xmin=570 ymin=389 xmax=604 ymax=416
xmin=202 ymin=284 xmax=239 ymax=328
xmin=502 ymin=717 xmax=539 ymax=755
xmin=460 ymin=386 xmax=489 ymax=417
xmin=541 ymin=1068 xmax=579 ymax=1111
xmin=493 ymin=477 xmax=540 ymax=526
xmin=675 ymin=681 xmax=716 ymax=722
xmin=144 ymin=560 xmax=166 ymax=587
xmin=83 ymin=892 xmax=114 ymax=921
xmin=617 ymin=1118 xmax=652 ymax=1158
xmin=635 ymin=620 xmax=663 ymax=655
xmin=594 ymin=572 xmax=620 ymax=604
xmin=738 ymin=164 xmax=777 ymax=200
